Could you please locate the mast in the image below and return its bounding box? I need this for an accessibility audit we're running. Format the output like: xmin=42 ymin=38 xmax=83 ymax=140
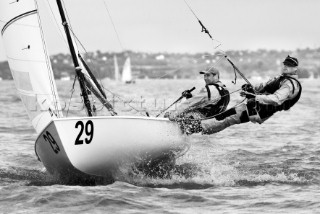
xmin=78 ymin=54 xmax=107 ymax=98
xmin=56 ymin=0 xmax=93 ymax=116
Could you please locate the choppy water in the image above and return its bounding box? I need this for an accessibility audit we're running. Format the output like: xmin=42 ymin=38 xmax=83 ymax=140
xmin=0 ymin=78 xmax=319 ymax=213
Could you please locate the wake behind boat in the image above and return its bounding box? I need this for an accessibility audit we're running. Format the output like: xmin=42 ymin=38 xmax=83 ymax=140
xmin=0 ymin=0 xmax=189 ymax=184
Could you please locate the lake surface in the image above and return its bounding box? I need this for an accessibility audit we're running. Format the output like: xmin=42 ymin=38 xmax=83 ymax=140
xmin=0 ymin=78 xmax=319 ymax=213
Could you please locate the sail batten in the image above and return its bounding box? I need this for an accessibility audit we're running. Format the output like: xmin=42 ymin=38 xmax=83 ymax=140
xmin=0 ymin=0 xmax=62 ymax=133
xmin=7 ymin=56 xmax=47 ymax=63
xmin=1 ymin=9 xmax=37 ymax=35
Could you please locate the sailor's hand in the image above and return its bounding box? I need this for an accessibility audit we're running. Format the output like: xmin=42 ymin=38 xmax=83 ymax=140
xmin=182 ymin=90 xmax=192 ymax=99
xmin=164 ymin=110 xmax=179 ymax=121
xmin=169 ymin=111 xmax=180 ymax=121
xmin=164 ymin=112 xmax=170 ymax=118
xmin=240 ymin=90 xmax=256 ymax=98
xmin=241 ymin=84 xmax=253 ymax=91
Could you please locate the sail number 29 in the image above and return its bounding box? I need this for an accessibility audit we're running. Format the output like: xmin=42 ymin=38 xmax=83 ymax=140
xmin=75 ymin=120 xmax=94 ymax=145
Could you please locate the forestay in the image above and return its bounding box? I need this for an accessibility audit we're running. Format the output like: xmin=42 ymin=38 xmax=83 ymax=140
xmin=0 ymin=0 xmax=62 ymax=133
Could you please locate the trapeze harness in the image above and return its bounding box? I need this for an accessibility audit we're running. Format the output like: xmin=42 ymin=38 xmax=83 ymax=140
xmin=194 ymin=83 xmax=230 ymax=118
xmin=243 ymin=75 xmax=302 ymax=122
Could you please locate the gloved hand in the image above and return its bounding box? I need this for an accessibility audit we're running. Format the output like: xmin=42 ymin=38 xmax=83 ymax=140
xmin=241 ymin=84 xmax=255 ymax=99
xmin=240 ymin=90 xmax=256 ymax=99
xmin=241 ymin=84 xmax=253 ymax=92
xmin=182 ymin=90 xmax=192 ymax=99
xmin=163 ymin=111 xmax=170 ymax=118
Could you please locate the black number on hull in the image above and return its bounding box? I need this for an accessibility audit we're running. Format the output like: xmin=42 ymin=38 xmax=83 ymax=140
xmin=43 ymin=131 xmax=60 ymax=154
xmin=75 ymin=120 xmax=94 ymax=145
xmin=75 ymin=121 xmax=84 ymax=145
xmin=85 ymin=120 xmax=94 ymax=144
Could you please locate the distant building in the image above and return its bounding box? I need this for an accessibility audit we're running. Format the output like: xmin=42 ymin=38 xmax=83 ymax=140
xmin=156 ymin=55 xmax=165 ymax=60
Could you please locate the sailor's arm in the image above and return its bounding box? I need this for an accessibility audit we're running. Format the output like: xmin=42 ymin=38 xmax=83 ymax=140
xmin=253 ymin=77 xmax=278 ymax=92
xmin=255 ymin=80 xmax=294 ymax=105
xmin=173 ymin=88 xmax=208 ymax=115
xmin=242 ymin=81 xmax=267 ymax=93
xmin=253 ymin=82 xmax=267 ymax=92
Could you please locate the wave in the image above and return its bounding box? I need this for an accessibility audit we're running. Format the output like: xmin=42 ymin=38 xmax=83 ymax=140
xmin=109 ymin=159 xmax=318 ymax=189
xmin=0 ymin=167 xmax=59 ymax=186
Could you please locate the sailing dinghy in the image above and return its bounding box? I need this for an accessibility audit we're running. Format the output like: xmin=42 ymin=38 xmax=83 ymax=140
xmin=0 ymin=0 xmax=188 ymax=184
xmin=121 ymin=56 xmax=135 ymax=84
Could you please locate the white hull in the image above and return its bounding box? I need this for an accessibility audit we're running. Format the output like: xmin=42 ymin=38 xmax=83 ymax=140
xmin=35 ymin=116 xmax=188 ymax=183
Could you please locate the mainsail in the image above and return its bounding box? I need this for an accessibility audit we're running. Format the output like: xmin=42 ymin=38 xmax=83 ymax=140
xmin=121 ymin=57 xmax=132 ymax=83
xmin=0 ymin=0 xmax=62 ymax=133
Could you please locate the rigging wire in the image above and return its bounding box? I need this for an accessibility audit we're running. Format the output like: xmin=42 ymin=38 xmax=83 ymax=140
xmin=59 ymin=0 xmax=114 ymax=114
xmin=101 ymin=0 xmax=124 ymax=50
xmin=102 ymin=88 xmax=150 ymax=117
xmin=99 ymin=1 xmax=222 ymax=90
xmin=45 ymin=0 xmax=68 ymax=46
xmin=34 ymin=0 xmax=60 ymax=116
xmin=45 ymin=0 xmax=102 ymax=114
xmin=205 ymin=97 xmax=246 ymax=120
xmin=183 ymin=0 xmax=221 ymax=50
xmin=99 ymin=0 xmax=154 ymax=116
xmin=61 ymin=16 xmax=148 ymax=116
xmin=182 ymin=0 xmax=254 ymax=88
xmin=175 ymin=96 xmax=247 ymax=123
xmin=146 ymin=0 xmax=226 ymax=81
xmin=65 ymin=25 xmax=107 ymax=92
xmin=66 ymin=75 xmax=77 ymax=117
xmin=45 ymin=0 xmax=80 ymax=114
xmin=159 ymin=87 xmax=242 ymax=117
xmin=57 ymin=2 xmax=148 ymax=116
xmin=176 ymin=0 xmax=258 ymax=122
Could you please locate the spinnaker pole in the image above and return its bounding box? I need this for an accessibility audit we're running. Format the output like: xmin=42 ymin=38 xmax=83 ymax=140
xmin=56 ymin=0 xmax=93 ymax=116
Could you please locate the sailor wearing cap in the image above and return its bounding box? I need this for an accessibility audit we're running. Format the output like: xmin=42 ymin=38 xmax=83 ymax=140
xmin=194 ymin=55 xmax=302 ymax=135
xmin=166 ymin=66 xmax=230 ymax=133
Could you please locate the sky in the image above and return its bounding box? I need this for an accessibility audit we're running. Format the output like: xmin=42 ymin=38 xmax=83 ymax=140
xmin=0 ymin=0 xmax=320 ymax=61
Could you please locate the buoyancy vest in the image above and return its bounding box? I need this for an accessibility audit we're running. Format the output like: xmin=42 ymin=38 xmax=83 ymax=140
xmin=195 ymin=83 xmax=230 ymax=118
xmin=255 ymin=75 xmax=302 ymax=119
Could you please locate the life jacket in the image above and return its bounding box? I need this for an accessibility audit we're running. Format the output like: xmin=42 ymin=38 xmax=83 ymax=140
xmin=255 ymin=75 xmax=302 ymax=119
xmin=195 ymin=83 xmax=230 ymax=118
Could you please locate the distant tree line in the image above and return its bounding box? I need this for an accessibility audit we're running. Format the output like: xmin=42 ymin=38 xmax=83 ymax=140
xmin=1 ymin=48 xmax=319 ymax=80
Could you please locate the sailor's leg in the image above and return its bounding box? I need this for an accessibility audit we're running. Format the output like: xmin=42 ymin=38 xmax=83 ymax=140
xmin=201 ymin=103 xmax=249 ymax=135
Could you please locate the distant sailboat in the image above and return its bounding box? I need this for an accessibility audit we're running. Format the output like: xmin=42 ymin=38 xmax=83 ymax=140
xmin=113 ymin=55 xmax=120 ymax=81
xmin=121 ymin=57 xmax=135 ymax=84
